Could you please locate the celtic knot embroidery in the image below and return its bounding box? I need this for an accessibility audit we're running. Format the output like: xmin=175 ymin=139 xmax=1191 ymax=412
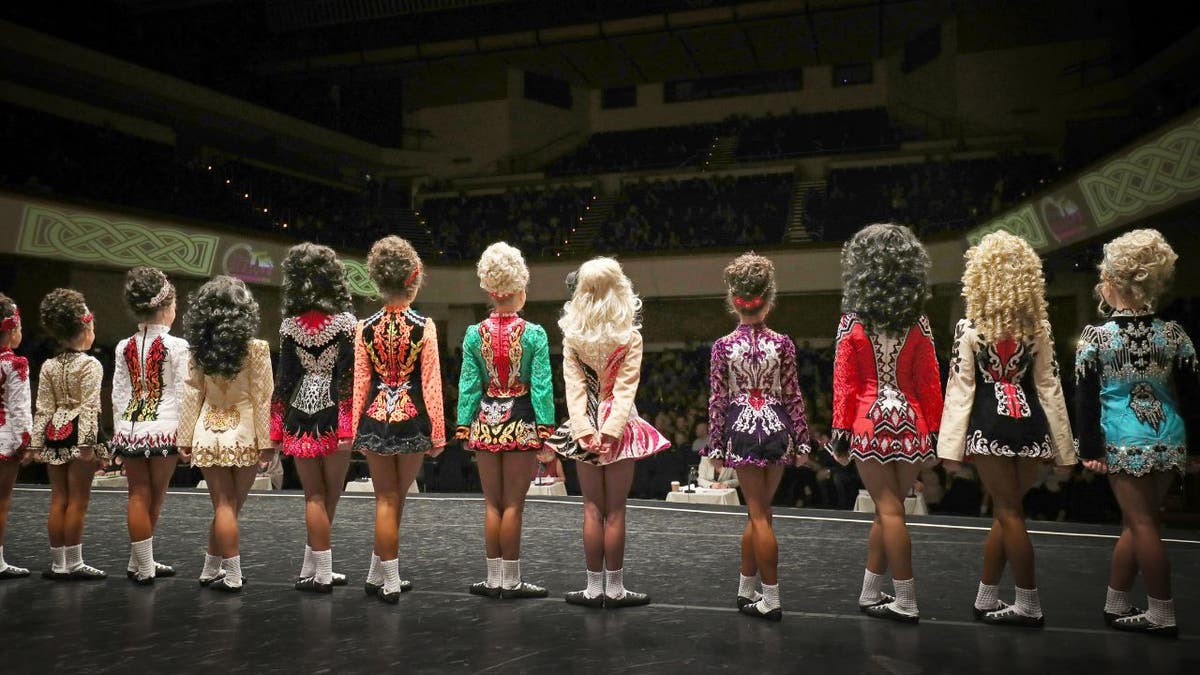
xmin=1079 ymin=120 xmax=1200 ymax=226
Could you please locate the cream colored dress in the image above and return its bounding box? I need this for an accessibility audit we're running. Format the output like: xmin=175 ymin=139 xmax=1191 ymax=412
xmin=178 ymin=339 xmax=273 ymax=468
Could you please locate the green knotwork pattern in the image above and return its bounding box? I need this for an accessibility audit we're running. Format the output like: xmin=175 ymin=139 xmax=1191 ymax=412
xmin=18 ymin=205 xmax=217 ymax=276
xmin=342 ymin=258 xmax=379 ymax=297
xmin=965 ymin=204 xmax=1049 ymax=250
xmin=1079 ymin=120 xmax=1200 ymax=227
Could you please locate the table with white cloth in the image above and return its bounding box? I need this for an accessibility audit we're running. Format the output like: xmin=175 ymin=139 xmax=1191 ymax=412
xmin=853 ymin=489 xmax=929 ymax=516
xmin=665 ymin=487 xmax=740 ymax=506
xmin=344 ymin=478 xmax=420 ymax=494
xmin=196 ymin=475 xmax=273 ymax=491
xmin=527 ymin=480 xmax=568 ymax=496
xmin=92 ymin=474 xmax=127 ymax=488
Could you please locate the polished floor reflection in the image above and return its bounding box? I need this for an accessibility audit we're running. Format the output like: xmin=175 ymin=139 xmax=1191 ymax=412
xmin=1 ymin=487 xmax=1197 ymax=673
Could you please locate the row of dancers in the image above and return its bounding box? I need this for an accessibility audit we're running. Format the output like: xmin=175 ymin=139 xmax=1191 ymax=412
xmin=0 ymin=224 xmax=1193 ymax=637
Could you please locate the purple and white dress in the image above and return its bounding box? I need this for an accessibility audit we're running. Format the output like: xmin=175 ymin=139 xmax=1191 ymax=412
xmin=705 ymin=323 xmax=810 ymax=467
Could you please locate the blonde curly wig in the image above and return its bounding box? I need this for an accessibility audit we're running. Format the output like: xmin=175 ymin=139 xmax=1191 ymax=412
xmin=962 ymin=231 xmax=1048 ymax=343
xmin=1097 ymin=229 xmax=1178 ymax=313
xmin=558 ymin=257 xmax=642 ymax=362
xmin=476 ymin=241 xmax=530 ymax=298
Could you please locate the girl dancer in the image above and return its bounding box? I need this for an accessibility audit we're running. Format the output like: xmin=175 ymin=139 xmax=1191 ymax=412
xmin=705 ymin=253 xmax=810 ymax=621
xmin=828 ymin=224 xmax=942 ymax=623
xmin=458 ymin=242 xmax=555 ymax=599
xmin=111 ymin=267 xmax=190 ymax=584
xmin=1075 ymin=229 xmax=1197 ymax=638
xmin=178 ymin=276 xmax=274 ymax=593
xmin=546 ymin=257 xmax=669 ymax=608
xmin=30 ymin=288 xmax=108 ymax=580
xmin=271 ymin=243 xmax=356 ymax=593
xmin=353 ymin=236 xmax=445 ymax=604
xmin=0 ymin=294 xmax=31 ymax=579
xmin=938 ymin=232 xmax=1076 ymax=627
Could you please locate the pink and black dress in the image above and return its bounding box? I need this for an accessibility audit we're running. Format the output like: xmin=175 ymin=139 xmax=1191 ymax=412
xmin=271 ymin=311 xmax=356 ymax=457
xmin=705 ymin=323 xmax=810 ymax=467
xmin=828 ymin=313 xmax=943 ymax=463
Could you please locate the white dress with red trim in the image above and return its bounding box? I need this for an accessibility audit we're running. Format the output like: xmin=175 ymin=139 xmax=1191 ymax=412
xmin=110 ymin=324 xmax=190 ymax=458
xmin=0 ymin=348 xmax=32 ymax=459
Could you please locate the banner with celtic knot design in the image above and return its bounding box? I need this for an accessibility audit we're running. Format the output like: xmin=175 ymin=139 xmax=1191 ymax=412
xmin=18 ymin=205 xmax=218 ymax=276
xmin=965 ymin=205 xmax=1048 ymax=249
xmin=1079 ymin=119 xmax=1200 ymax=227
xmin=342 ymin=259 xmax=379 ymax=297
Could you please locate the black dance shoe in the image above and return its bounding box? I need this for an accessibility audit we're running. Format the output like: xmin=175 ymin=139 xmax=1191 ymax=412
xmin=469 ymin=581 xmax=502 ymax=599
xmin=153 ymin=562 xmax=175 ymax=578
xmin=198 ymin=570 xmax=226 ymax=587
xmin=859 ymin=592 xmax=895 ymax=613
xmin=739 ymin=601 xmax=783 ymax=622
xmin=604 ymin=591 xmax=651 ymax=609
xmin=973 ymin=599 xmax=1011 ymax=621
xmin=295 ymin=576 xmax=333 ymax=594
xmin=0 ymin=565 xmax=31 ymax=580
xmin=1104 ymin=606 xmax=1142 ymax=627
xmin=500 ymin=582 xmax=549 ymax=599
xmin=377 ymin=587 xmax=401 ymax=604
xmin=129 ymin=572 xmax=155 ymax=586
xmin=981 ymin=605 xmax=1044 ymax=628
xmin=331 ymin=572 xmax=347 ymax=587
xmin=68 ymin=564 xmax=107 ymax=581
xmin=1111 ymin=613 xmax=1178 ymax=638
xmin=207 ymin=577 xmax=242 ymax=594
xmin=366 ymin=580 xmax=412 ymax=598
xmin=864 ymin=602 xmax=919 ymax=624
xmin=737 ymin=594 xmax=759 ymax=609
xmin=42 ymin=569 xmax=71 ymax=581
xmin=564 ymin=591 xmax=606 ymax=608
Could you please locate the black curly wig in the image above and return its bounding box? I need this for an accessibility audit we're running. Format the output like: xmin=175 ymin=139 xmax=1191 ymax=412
xmin=367 ymin=235 xmax=423 ymax=299
xmin=0 ymin=293 xmax=19 ymax=337
xmin=280 ymin=242 xmax=354 ymax=317
xmin=840 ymin=223 xmax=931 ymax=336
xmin=39 ymin=288 xmax=91 ymax=343
xmin=124 ymin=266 xmax=176 ymax=320
xmin=183 ymin=276 xmax=260 ymax=378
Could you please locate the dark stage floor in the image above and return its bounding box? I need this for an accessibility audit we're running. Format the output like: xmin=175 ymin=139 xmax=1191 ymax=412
xmin=1 ymin=487 xmax=1197 ymax=674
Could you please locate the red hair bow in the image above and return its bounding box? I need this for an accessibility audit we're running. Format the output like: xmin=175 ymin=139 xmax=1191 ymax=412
xmin=733 ymin=295 xmax=765 ymax=310
xmin=404 ymin=266 xmax=421 ymax=288
xmin=80 ymin=312 xmax=94 ymax=324
xmin=0 ymin=307 xmax=19 ymax=332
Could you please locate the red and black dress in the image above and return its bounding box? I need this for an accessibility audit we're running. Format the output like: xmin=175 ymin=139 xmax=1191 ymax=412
xmin=828 ymin=313 xmax=943 ymax=463
xmin=271 ymin=311 xmax=356 ymax=457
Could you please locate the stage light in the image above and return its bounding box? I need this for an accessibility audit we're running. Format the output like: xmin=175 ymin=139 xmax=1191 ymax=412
xmin=263 ymin=208 xmax=269 ymax=213
xmin=244 ymin=193 xmax=250 ymax=199
xmin=225 ymin=179 xmax=231 ymax=184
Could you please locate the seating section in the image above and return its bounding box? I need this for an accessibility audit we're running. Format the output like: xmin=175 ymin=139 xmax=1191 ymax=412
xmin=419 ymin=186 xmax=593 ymax=260
xmin=732 ymin=107 xmax=899 ymax=161
xmin=546 ymin=123 xmax=723 ymax=176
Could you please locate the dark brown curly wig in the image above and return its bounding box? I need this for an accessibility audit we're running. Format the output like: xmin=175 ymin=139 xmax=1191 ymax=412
xmin=724 ymin=252 xmax=776 ymax=316
xmin=39 ymin=288 xmax=91 ymax=343
xmin=123 ymin=266 xmax=176 ymax=320
xmin=182 ymin=276 xmax=260 ymax=378
xmin=280 ymin=242 xmax=354 ymax=316
xmin=367 ymin=236 xmax=423 ymax=299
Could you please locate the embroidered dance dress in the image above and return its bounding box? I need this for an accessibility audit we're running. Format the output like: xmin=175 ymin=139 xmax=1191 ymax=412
xmin=351 ymin=305 xmax=445 ymax=455
xmin=110 ymin=324 xmax=190 ymax=458
xmin=828 ymin=313 xmax=943 ymax=463
xmin=177 ymin=340 xmax=274 ymax=468
xmin=30 ymin=350 xmax=109 ymax=465
xmin=938 ymin=320 xmax=1075 ymax=464
xmin=705 ymin=324 xmax=810 ymax=467
xmin=271 ymin=311 xmax=356 ymax=457
xmin=455 ymin=312 xmax=555 ymax=452
xmin=0 ymin=348 xmax=31 ymax=460
xmin=545 ymin=330 xmax=669 ymax=465
xmin=1074 ymin=311 xmax=1198 ymax=475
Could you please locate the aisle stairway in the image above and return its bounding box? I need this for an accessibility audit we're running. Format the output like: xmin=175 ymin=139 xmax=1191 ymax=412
xmin=784 ymin=180 xmax=826 ymax=244
xmin=703 ymin=135 xmax=738 ymax=171
xmin=562 ymin=193 xmax=616 ymax=257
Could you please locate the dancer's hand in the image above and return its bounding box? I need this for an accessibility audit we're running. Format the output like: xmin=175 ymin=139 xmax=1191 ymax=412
xmin=940 ymin=458 xmax=962 ymax=473
xmin=177 ymin=446 xmax=191 ymax=462
xmin=598 ymin=434 xmax=619 ymax=455
xmin=832 ymin=450 xmax=852 ymax=467
xmin=337 ymin=439 xmax=353 ymax=453
xmin=578 ymin=434 xmax=597 ymax=451
xmin=258 ymin=447 xmax=275 ymax=464
xmin=1082 ymin=459 xmax=1108 ymax=474
xmin=426 ymin=444 xmax=445 ymax=458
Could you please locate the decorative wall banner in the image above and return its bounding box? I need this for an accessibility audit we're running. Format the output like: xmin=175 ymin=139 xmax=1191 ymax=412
xmin=342 ymin=259 xmax=378 ymax=297
xmin=966 ymin=112 xmax=1200 ymax=253
xmin=222 ymin=242 xmax=276 ymax=285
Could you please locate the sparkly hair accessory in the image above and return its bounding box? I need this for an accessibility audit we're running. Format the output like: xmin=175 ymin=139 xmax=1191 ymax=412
xmin=149 ymin=277 xmax=173 ymax=307
xmin=80 ymin=309 xmax=94 ymax=324
xmin=0 ymin=306 xmax=19 ymax=332
xmin=489 ymin=291 xmax=514 ymax=301
xmin=404 ymin=266 xmax=421 ymax=288
xmin=733 ymin=295 xmax=765 ymax=310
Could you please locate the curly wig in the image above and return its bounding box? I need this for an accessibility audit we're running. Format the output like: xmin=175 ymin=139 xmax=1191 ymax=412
xmin=124 ymin=266 xmax=176 ymax=320
xmin=0 ymin=294 xmax=18 ymax=336
xmin=962 ymin=232 xmax=1047 ymax=343
xmin=724 ymin=252 xmax=776 ymax=317
xmin=183 ymin=276 xmax=260 ymax=378
xmin=559 ymin=257 xmax=642 ymax=362
xmin=1097 ymin=228 xmax=1178 ymax=313
xmin=280 ymin=242 xmax=354 ymax=317
xmin=840 ymin=223 xmax=931 ymax=336
xmin=367 ymin=235 xmax=423 ymax=299
xmin=476 ymin=241 xmax=530 ymax=299
xmin=39 ymin=288 xmax=92 ymax=343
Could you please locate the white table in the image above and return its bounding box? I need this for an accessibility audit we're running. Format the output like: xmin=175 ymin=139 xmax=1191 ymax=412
xmin=197 ymin=475 xmax=272 ymax=491
xmin=344 ymin=478 xmax=419 ymax=494
xmin=527 ymin=481 xmax=567 ymax=496
xmin=92 ymin=474 xmax=127 ymax=488
xmin=853 ymin=489 xmax=929 ymax=516
xmin=665 ymin=488 xmax=740 ymax=506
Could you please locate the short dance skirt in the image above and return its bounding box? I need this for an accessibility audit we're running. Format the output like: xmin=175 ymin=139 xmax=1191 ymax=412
xmin=545 ymin=398 xmax=669 ymax=466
